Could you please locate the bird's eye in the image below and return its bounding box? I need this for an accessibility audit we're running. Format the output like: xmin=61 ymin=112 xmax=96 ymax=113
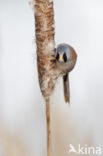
xmin=63 ymin=53 xmax=67 ymax=62
xmin=56 ymin=53 xmax=59 ymax=61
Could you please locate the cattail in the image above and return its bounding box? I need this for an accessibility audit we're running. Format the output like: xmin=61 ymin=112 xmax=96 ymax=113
xmin=33 ymin=0 xmax=60 ymax=155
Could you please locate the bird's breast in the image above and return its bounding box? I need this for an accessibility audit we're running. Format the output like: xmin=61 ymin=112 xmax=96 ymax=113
xmin=56 ymin=59 xmax=76 ymax=75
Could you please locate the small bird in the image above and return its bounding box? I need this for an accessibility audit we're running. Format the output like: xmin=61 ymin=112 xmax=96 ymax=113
xmin=55 ymin=43 xmax=77 ymax=103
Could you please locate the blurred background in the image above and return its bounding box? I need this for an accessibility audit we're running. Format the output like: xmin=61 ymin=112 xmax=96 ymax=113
xmin=0 ymin=0 xmax=103 ymax=155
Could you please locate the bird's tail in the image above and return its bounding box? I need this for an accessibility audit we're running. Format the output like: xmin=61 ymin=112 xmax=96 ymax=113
xmin=63 ymin=73 xmax=70 ymax=103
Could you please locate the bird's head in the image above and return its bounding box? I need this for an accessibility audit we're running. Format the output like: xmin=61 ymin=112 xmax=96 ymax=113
xmin=55 ymin=43 xmax=77 ymax=64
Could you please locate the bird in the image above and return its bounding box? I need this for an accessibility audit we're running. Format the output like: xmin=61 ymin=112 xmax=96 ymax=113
xmin=55 ymin=43 xmax=77 ymax=103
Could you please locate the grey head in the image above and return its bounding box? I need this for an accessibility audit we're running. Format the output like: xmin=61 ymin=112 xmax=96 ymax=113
xmin=55 ymin=44 xmax=72 ymax=63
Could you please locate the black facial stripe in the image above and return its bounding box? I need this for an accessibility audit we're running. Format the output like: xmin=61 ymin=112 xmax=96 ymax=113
xmin=56 ymin=52 xmax=59 ymax=61
xmin=63 ymin=53 xmax=67 ymax=62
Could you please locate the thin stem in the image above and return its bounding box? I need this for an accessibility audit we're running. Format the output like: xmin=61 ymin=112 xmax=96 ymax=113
xmin=46 ymin=99 xmax=51 ymax=156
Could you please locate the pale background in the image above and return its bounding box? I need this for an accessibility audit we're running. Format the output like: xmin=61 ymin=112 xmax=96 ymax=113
xmin=0 ymin=0 xmax=103 ymax=155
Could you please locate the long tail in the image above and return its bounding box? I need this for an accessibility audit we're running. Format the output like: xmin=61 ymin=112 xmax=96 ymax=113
xmin=63 ymin=73 xmax=70 ymax=103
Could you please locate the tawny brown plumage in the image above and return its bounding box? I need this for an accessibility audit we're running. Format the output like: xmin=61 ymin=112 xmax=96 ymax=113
xmin=55 ymin=44 xmax=77 ymax=103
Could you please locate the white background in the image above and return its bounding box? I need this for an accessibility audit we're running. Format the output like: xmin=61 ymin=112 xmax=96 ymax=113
xmin=0 ymin=0 xmax=103 ymax=155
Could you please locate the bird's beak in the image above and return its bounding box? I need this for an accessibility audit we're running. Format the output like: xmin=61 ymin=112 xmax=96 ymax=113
xmin=59 ymin=55 xmax=63 ymax=61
